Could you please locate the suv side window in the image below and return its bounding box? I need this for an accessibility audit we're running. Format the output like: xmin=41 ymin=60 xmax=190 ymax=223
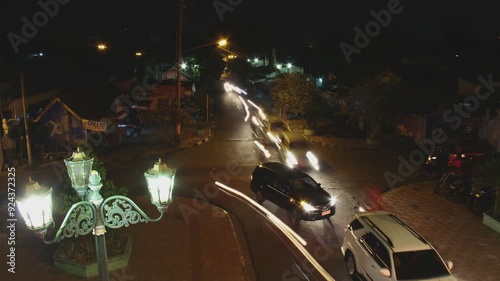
xmin=270 ymin=178 xmax=290 ymax=194
xmin=375 ymin=245 xmax=391 ymax=270
xmin=255 ymin=169 xmax=273 ymax=186
xmin=361 ymin=233 xmax=391 ymax=269
xmin=348 ymin=219 xmax=364 ymax=232
xmin=279 ymin=179 xmax=292 ymax=194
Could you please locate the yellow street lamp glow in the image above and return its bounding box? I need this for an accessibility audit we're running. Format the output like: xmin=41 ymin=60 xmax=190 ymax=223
xmin=97 ymin=44 xmax=107 ymax=51
xmin=218 ymin=39 xmax=228 ymax=47
xmin=17 ymin=178 xmax=53 ymax=232
xmin=135 ymin=52 xmax=142 ymax=56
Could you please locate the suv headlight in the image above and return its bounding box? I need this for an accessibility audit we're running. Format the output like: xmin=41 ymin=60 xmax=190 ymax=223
xmin=306 ymin=151 xmax=318 ymax=164
xmin=306 ymin=151 xmax=320 ymax=170
xmin=287 ymin=152 xmax=298 ymax=166
xmin=330 ymin=196 xmax=337 ymax=205
xmin=300 ymin=201 xmax=317 ymax=212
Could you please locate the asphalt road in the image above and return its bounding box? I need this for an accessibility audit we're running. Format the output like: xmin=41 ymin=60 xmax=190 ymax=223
xmin=155 ymin=89 xmax=418 ymax=281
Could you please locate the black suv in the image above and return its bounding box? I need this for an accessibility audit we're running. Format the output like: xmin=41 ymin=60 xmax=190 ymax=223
xmin=250 ymin=162 xmax=336 ymax=223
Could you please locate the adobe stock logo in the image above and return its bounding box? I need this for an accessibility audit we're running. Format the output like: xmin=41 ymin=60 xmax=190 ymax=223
xmin=7 ymin=0 xmax=71 ymax=54
xmin=213 ymin=0 xmax=243 ymax=21
xmin=340 ymin=0 xmax=409 ymax=63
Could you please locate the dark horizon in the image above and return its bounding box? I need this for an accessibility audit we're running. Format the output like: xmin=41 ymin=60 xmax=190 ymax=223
xmin=0 ymin=0 xmax=499 ymax=79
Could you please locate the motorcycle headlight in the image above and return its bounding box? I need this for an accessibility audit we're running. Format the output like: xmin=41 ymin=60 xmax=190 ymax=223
xmin=428 ymin=156 xmax=432 ymax=161
xmin=300 ymin=201 xmax=317 ymax=212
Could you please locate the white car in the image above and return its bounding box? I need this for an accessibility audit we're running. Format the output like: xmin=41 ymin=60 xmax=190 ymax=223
xmin=341 ymin=211 xmax=456 ymax=281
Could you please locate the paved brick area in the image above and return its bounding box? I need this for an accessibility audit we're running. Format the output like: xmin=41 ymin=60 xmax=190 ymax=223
xmin=378 ymin=181 xmax=500 ymax=281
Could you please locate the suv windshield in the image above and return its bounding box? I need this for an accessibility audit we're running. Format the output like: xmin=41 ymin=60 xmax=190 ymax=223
xmin=290 ymin=141 xmax=309 ymax=150
xmin=393 ymin=250 xmax=450 ymax=280
xmin=271 ymin=122 xmax=287 ymax=131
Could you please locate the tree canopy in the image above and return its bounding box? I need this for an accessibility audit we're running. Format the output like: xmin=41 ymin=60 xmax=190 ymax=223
xmin=271 ymin=73 xmax=323 ymax=126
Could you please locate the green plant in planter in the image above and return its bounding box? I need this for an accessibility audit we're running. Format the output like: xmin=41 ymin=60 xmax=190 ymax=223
xmin=53 ymin=145 xmax=128 ymax=264
xmin=473 ymin=153 xmax=500 ymax=218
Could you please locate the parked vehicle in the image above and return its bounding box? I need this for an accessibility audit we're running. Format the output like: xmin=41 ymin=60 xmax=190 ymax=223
xmin=443 ymin=174 xmax=473 ymax=202
xmin=341 ymin=211 xmax=456 ymax=281
xmin=276 ymin=131 xmax=320 ymax=170
xmin=466 ymin=182 xmax=495 ymax=214
xmin=419 ymin=146 xmax=449 ymax=175
xmin=250 ymin=162 xmax=336 ymax=224
xmin=434 ymin=169 xmax=465 ymax=195
xmin=447 ymin=146 xmax=485 ymax=170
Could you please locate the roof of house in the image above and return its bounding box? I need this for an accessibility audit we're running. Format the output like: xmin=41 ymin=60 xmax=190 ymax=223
xmin=32 ymin=87 xmax=120 ymax=122
xmin=59 ymin=88 xmax=119 ymax=120
xmin=161 ymin=65 xmax=194 ymax=80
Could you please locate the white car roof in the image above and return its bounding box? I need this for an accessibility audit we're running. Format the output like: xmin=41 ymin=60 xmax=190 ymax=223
xmin=356 ymin=212 xmax=432 ymax=252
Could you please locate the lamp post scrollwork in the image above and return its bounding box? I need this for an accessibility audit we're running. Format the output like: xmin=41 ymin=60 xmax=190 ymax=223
xmin=17 ymin=150 xmax=175 ymax=281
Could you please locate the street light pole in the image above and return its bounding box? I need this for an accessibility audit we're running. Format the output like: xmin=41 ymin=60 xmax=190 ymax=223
xmin=176 ymin=0 xmax=184 ymax=144
xmin=20 ymin=71 xmax=33 ymax=166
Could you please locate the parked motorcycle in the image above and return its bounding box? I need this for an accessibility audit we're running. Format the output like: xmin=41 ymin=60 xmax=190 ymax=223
xmin=434 ymin=168 xmax=466 ymax=195
xmin=443 ymin=174 xmax=473 ymax=202
xmin=466 ymin=184 xmax=495 ymax=214
xmin=419 ymin=147 xmax=449 ymax=175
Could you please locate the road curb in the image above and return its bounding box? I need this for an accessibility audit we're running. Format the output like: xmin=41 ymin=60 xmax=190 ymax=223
xmin=193 ymin=129 xmax=212 ymax=147
xmin=309 ymin=139 xmax=379 ymax=150
xmin=226 ymin=211 xmax=258 ymax=281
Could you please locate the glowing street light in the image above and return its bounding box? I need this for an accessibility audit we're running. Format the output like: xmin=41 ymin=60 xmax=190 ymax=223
xmin=144 ymin=159 xmax=177 ymax=207
xmin=181 ymin=63 xmax=187 ymax=69
xmin=287 ymin=63 xmax=292 ymax=68
xmin=218 ymin=39 xmax=228 ymax=47
xmin=17 ymin=178 xmax=53 ymax=233
xmin=97 ymin=44 xmax=107 ymax=51
xmin=135 ymin=52 xmax=142 ymax=56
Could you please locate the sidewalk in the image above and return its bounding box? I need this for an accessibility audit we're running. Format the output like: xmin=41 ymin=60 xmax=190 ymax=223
xmin=378 ymin=181 xmax=500 ymax=281
xmin=286 ymin=118 xmax=407 ymax=150
xmin=1 ymin=197 xmax=256 ymax=281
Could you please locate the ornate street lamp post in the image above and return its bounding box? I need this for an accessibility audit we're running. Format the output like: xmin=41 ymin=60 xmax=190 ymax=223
xmin=17 ymin=150 xmax=176 ymax=281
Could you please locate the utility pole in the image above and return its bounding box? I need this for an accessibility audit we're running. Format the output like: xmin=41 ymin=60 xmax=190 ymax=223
xmin=206 ymin=94 xmax=209 ymax=123
xmin=20 ymin=71 xmax=32 ymax=166
xmin=175 ymin=0 xmax=184 ymax=144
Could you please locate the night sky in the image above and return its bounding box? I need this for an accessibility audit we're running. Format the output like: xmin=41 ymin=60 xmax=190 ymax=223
xmin=1 ymin=0 xmax=499 ymax=75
